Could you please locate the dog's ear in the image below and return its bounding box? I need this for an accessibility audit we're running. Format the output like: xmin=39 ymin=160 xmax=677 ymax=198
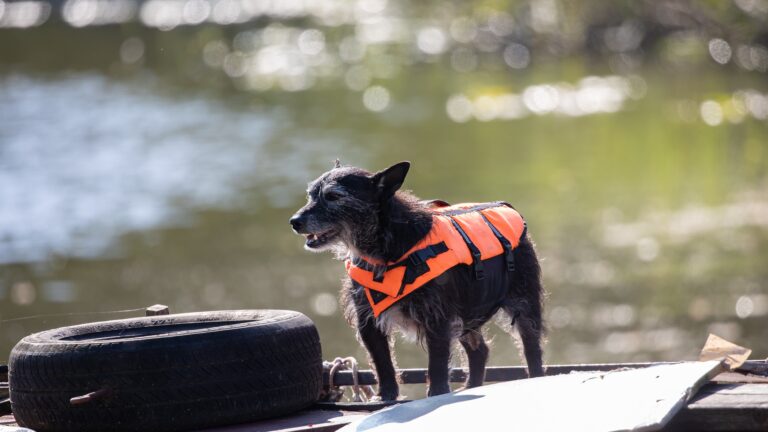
xmin=371 ymin=161 xmax=410 ymax=200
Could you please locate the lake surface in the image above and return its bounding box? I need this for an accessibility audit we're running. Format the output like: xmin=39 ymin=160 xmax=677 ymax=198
xmin=1 ymin=3 xmax=767 ymax=393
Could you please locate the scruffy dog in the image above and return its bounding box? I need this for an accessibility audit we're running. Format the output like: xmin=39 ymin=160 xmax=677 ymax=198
xmin=290 ymin=161 xmax=544 ymax=400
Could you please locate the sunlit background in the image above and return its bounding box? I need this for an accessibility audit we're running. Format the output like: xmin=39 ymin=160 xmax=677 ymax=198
xmin=1 ymin=0 xmax=767 ymax=380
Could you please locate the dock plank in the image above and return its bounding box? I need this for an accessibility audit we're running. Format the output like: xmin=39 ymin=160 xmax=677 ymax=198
xmin=666 ymin=383 xmax=768 ymax=431
xmin=338 ymin=361 xmax=723 ymax=432
xmin=687 ymin=383 xmax=768 ymax=408
xmin=1 ymin=362 xmax=764 ymax=432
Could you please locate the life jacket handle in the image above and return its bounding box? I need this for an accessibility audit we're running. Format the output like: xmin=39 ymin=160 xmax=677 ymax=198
xmin=480 ymin=213 xmax=516 ymax=272
xmin=447 ymin=217 xmax=485 ymax=280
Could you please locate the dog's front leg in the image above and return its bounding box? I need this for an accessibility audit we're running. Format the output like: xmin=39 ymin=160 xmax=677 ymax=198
xmin=357 ymin=317 xmax=399 ymax=400
xmin=459 ymin=332 xmax=489 ymax=389
xmin=425 ymin=320 xmax=452 ymax=397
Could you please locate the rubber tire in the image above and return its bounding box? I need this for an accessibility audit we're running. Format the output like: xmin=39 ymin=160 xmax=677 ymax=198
xmin=9 ymin=310 xmax=323 ymax=432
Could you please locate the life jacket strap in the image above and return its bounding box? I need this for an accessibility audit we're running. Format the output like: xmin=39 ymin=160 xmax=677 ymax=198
xmin=448 ymin=217 xmax=484 ymax=280
xmin=480 ymin=213 xmax=516 ymax=272
xmin=351 ymin=242 xmax=450 ymax=296
xmin=387 ymin=242 xmax=450 ymax=296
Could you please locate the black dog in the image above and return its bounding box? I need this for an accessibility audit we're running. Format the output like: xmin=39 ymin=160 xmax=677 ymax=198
xmin=290 ymin=161 xmax=544 ymax=399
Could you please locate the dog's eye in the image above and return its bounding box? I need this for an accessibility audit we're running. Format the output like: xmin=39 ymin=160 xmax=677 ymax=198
xmin=324 ymin=190 xmax=342 ymax=201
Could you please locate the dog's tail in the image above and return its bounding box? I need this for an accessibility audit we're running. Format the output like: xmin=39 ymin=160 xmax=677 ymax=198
xmin=502 ymin=235 xmax=545 ymax=378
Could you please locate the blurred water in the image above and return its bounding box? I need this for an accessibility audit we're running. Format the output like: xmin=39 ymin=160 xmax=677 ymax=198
xmin=0 ymin=74 xmax=277 ymax=262
xmin=0 ymin=2 xmax=767 ymax=391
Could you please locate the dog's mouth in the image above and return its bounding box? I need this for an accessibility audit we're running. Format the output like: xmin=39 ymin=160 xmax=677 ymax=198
xmin=304 ymin=229 xmax=339 ymax=249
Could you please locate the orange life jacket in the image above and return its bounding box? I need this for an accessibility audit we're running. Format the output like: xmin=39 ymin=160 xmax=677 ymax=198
xmin=345 ymin=201 xmax=526 ymax=317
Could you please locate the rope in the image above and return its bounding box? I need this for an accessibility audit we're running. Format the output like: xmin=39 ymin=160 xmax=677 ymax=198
xmin=320 ymin=356 xmax=375 ymax=403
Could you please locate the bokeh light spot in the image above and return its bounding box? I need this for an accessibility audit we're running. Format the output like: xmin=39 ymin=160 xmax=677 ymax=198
xmin=449 ymin=17 xmax=477 ymax=43
xmin=120 ymin=37 xmax=145 ymax=64
xmin=339 ymin=36 xmax=366 ymax=63
xmin=0 ymin=0 xmax=50 ymax=28
xmin=708 ymin=38 xmax=732 ymax=64
xmin=636 ymin=237 xmax=659 ymax=262
xmin=445 ymin=94 xmax=473 ymax=123
xmin=503 ymin=43 xmax=530 ymax=69
xmin=312 ymin=292 xmax=338 ymax=316
xmin=523 ymin=85 xmax=559 ymax=114
xmin=298 ymin=29 xmax=325 ymax=55
xmin=182 ymin=0 xmax=210 ymax=25
xmin=362 ymin=85 xmax=391 ymax=111
xmin=473 ymin=95 xmax=500 ymax=122
xmin=735 ymin=295 xmax=754 ymax=319
xmin=450 ymin=47 xmax=478 ymax=73
xmin=203 ymin=40 xmax=229 ymax=67
xmin=345 ymin=65 xmax=371 ymax=91
xmin=700 ymin=100 xmax=723 ymax=126
xmin=417 ymin=26 xmax=448 ymax=55
xmin=11 ymin=282 xmax=36 ymax=305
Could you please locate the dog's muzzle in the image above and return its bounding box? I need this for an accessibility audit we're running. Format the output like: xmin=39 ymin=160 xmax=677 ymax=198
xmin=289 ymin=214 xmax=307 ymax=233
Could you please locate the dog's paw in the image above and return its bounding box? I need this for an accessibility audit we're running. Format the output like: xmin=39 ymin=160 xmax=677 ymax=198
xmin=368 ymin=395 xmax=400 ymax=403
xmin=374 ymin=393 xmax=400 ymax=402
xmin=376 ymin=383 xmax=400 ymax=401
xmin=427 ymin=384 xmax=451 ymax=397
xmin=455 ymin=381 xmax=482 ymax=392
xmin=375 ymin=387 xmax=400 ymax=401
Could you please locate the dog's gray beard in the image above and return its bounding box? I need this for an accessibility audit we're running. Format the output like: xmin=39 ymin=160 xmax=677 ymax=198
xmin=330 ymin=242 xmax=350 ymax=260
xmin=315 ymin=220 xmax=377 ymax=261
xmin=335 ymin=217 xmax=382 ymax=260
xmin=333 ymin=233 xmax=365 ymax=261
xmin=330 ymin=223 xmax=364 ymax=261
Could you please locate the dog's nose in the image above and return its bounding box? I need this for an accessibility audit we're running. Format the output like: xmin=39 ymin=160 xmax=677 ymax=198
xmin=289 ymin=214 xmax=305 ymax=231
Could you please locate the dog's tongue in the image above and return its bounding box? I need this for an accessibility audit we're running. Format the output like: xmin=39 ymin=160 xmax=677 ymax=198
xmin=305 ymin=233 xmax=320 ymax=247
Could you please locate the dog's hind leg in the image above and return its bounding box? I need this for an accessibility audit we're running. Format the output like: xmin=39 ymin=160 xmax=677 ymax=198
xmin=458 ymin=331 xmax=489 ymax=388
xmin=516 ymin=306 xmax=544 ymax=378
xmin=502 ymin=236 xmax=546 ymax=378
xmin=425 ymin=320 xmax=453 ymax=396
xmin=501 ymin=299 xmax=544 ymax=378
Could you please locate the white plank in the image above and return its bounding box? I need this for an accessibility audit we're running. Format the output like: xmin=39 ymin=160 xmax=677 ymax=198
xmin=339 ymin=361 xmax=723 ymax=432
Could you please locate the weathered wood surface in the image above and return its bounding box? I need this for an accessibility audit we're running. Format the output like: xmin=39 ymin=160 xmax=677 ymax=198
xmin=327 ymin=361 xmax=767 ymax=386
xmin=326 ymin=362 xmax=686 ymax=386
xmin=665 ymin=383 xmax=768 ymax=431
xmin=1 ymin=361 xmax=765 ymax=431
xmin=711 ymin=371 xmax=768 ymax=384
xmin=0 ymin=382 xmax=765 ymax=431
xmin=338 ymin=361 xmax=723 ymax=432
xmin=191 ymin=410 xmax=365 ymax=432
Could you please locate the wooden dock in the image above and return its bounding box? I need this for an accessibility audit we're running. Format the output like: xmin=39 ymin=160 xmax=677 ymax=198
xmin=322 ymin=361 xmax=768 ymax=432
xmin=1 ymin=361 xmax=766 ymax=431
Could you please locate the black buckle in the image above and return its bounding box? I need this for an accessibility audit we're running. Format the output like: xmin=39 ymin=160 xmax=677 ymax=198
xmin=373 ymin=266 xmax=386 ymax=283
xmin=398 ymin=263 xmax=424 ymax=297
xmin=505 ymin=251 xmax=515 ymax=272
xmin=472 ymin=251 xmax=484 ymax=280
xmin=408 ymin=250 xmax=430 ymax=278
